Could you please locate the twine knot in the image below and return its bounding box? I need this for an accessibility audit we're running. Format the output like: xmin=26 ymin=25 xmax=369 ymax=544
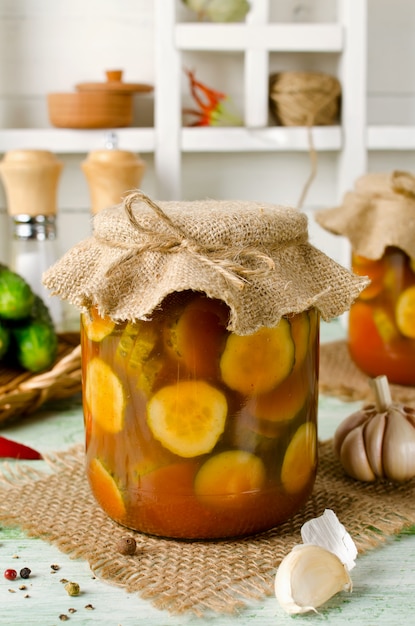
xmin=115 ymin=191 xmax=277 ymax=290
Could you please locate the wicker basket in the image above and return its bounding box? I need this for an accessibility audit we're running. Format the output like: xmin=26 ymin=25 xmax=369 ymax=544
xmin=269 ymin=71 xmax=341 ymax=126
xmin=0 ymin=332 xmax=82 ymax=425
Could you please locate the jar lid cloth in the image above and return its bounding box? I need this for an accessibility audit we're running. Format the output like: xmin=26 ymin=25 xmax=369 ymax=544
xmin=315 ymin=171 xmax=415 ymax=260
xmin=43 ymin=192 xmax=368 ymax=334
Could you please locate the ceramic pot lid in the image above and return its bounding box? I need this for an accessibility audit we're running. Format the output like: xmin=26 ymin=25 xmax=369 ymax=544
xmin=76 ymin=70 xmax=153 ymax=94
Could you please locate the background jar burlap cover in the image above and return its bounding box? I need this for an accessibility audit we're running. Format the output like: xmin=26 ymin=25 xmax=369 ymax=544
xmin=43 ymin=191 xmax=368 ymax=539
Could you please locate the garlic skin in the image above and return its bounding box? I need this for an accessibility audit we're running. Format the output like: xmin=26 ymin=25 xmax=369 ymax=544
xmin=275 ymin=510 xmax=356 ymax=615
xmin=334 ymin=401 xmax=415 ymax=483
xmin=301 ymin=508 xmax=357 ymax=571
xmin=275 ymin=544 xmax=352 ymax=615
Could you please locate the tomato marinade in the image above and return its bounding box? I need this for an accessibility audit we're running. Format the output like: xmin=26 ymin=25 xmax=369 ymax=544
xmin=82 ymin=291 xmax=319 ymax=539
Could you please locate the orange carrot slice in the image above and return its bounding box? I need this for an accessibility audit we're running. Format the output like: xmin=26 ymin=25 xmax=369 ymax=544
xmin=280 ymin=422 xmax=317 ymax=494
xmin=194 ymin=450 xmax=266 ymax=509
xmin=219 ymin=320 xmax=294 ymax=395
xmin=82 ymin=307 xmax=115 ymax=342
xmin=85 ymin=357 xmax=126 ymax=433
xmin=147 ymin=380 xmax=227 ymax=457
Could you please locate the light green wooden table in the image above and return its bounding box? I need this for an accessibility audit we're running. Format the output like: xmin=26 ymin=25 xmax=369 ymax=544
xmin=1 ymin=321 xmax=414 ymax=626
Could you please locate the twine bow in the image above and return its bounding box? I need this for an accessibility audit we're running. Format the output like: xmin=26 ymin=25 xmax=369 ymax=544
xmin=104 ymin=191 xmax=279 ymax=290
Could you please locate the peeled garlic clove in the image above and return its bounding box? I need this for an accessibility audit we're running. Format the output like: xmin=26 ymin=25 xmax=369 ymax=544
xmin=364 ymin=412 xmax=386 ymax=478
xmin=339 ymin=425 xmax=376 ymax=482
xmin=275 ymin=544 xmax=352 ymax=615
xmin=383 ymin=409 xmax=415 ymax=482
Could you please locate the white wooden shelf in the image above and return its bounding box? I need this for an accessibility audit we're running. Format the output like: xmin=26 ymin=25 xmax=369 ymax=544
xmin=181 ymin=126 xmax=341 ymax=152
xmin=175 ymin=23 xmax=343 ymax=52
xmin=3 ymin=125 xmax=415 ymax=158
xmin=0 ymin=128 xmax=155 ymax=154
xmin=367 ymin=126 xmax=415 ymax=150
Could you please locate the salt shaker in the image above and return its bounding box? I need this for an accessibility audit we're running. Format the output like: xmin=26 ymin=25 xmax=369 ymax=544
xmin=0 ymin=149 xmax=64 ymax=329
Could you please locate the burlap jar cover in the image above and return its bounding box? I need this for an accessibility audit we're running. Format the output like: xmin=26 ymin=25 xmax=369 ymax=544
xmin=44 ymin=191 xmax=367 ymax=328
xmin=315 ymin=170 xmax=415 ymax=261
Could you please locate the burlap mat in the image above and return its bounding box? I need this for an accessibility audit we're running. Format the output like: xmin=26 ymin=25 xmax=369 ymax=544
xmin=320 ymin=340 xmax=415 ymax=404
xmin=0 ymin=441 xmax=414 ymax=616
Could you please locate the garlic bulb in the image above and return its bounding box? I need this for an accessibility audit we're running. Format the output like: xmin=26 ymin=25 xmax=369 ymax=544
xmin=275 ymin=544 xmax=352 ymax=615
xmin=275 ymin=509 xmax=356 ymax=615
xmin=334 ymin=375 xmax=415 ymax=483
xmin=182 ymin=0 xmax=250 ymax=23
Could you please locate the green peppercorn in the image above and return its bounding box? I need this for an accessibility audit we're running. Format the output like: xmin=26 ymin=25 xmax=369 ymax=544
xmin=65 ymin=581 xmax=80 ymax=597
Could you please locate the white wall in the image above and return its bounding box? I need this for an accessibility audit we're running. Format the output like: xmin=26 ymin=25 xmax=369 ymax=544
xmin=0 ymin=0 xmax=414 ymax=270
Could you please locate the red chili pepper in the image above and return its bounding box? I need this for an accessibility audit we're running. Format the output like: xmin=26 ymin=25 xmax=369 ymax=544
xmin=184 ymin=68 xmax=242 ymax=127
xmin=0 ymin=435 xmax=42 ymax=460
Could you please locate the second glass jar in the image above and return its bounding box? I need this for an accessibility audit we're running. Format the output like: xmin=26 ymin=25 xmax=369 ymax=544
xmin=349 ymin=246 xmax=415 ymax=385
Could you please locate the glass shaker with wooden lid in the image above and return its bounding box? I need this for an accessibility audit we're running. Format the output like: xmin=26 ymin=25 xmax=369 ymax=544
xmin=316 ymin=171 xmax=415 ymax=386
xmin=44 ymin=192 xmax=366 ymax=539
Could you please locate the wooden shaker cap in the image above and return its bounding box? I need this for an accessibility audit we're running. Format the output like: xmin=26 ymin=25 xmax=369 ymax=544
xmin=81 ymin=149 xmax=146 ymax=215
xmin=0 ymin=150 xmax=63 ymax=217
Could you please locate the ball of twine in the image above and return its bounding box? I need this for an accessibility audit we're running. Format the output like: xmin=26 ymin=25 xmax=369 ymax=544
xmin=269 ymin=71 xmax=341 ymax=127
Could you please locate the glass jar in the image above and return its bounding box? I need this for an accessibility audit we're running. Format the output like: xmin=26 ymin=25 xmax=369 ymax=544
xmin=43 ymin=192 xmax=366 ymax=538
xmin=81 ymin=291 xmax=319 ymax=539
xmin=349 ymin=246 xmax=415 ymax=385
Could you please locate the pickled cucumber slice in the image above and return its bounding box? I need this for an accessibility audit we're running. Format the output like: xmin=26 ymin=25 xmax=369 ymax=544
xmin=127 ymin=322 xmax=159 ymax=371
xmin=219 ymin=320 xmax=295 ymax=395
xmin=373 ymin=307 xmax=398 ymax=343
xmin=248 ymin=367 xmax=309 ymax=424
xmin=288 ymin=311 xmax=310 ymax=371
xmin=194 ymin=450 xmax=266 ymax=509
xmin=116 ymin=321 xmax=140 ymax=361
xmin=395 ymin=286 xmax=415 ymax=338
xmin=85 ymin=357 xmax=126 ymax=433
xmin=82 ymin=307 xmax=115 ymax=342
xmin=88 ymin=457 xmax=126 ymax=520
xmin=147 ymin=380 xmax=227 ymax=457
xmin=280 ymin=422 xmax=317 ymax=494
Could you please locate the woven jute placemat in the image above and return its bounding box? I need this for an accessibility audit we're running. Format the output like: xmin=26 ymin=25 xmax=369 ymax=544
xmin=320 ymin=340 xmax=415 ymax=404
xmin=0 ymin=441 xmax=414 ymax=616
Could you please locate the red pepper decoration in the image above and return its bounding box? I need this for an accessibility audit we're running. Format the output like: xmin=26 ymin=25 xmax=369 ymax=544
xmin=0 ymin=435 xmax=42 ymax=459
xmin=183 ymin=68 xmax=242 ymax=127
